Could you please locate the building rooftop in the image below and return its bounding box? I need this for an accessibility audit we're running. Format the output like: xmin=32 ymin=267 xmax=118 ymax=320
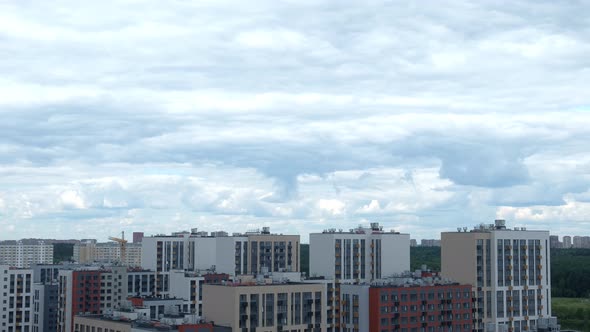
xmin=315 ymin=222 xmax=406 ymax=235
xmin=147 ymin=227 xmax=297 ymax=239
xmin=447 ymin=219 xmax=549 ymax=234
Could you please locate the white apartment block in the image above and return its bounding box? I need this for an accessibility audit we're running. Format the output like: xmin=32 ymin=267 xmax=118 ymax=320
xmin=0 ymin=265 xmax=34 ymax=332
xmin=310 ymin=223 xmax=410 ymax=282
xmin=73 ymin=241 xmax=142 ymax=267
xmin=442 ymin=220 xmax=552 ymax=332
xmin=0 ymin=241 xmax=53 ymax=268
xmin=141 ymin=227 xmax=299 ymax=276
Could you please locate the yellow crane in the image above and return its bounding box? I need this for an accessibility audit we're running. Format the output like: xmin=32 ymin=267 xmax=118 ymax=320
xmin=109 ymin=231 xmax=128 ymax=266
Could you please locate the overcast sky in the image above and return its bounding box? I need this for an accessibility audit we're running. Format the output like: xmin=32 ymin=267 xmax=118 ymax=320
xmin=1 ymin=0 xmax=589 ymax=242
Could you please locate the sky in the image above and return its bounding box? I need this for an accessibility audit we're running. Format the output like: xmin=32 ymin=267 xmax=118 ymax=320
xmin=1 ymin=0 xmax=589 ymax=242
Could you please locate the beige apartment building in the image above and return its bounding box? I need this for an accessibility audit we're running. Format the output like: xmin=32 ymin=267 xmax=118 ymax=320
xmin=203 ymin=282 xmax=327 ymax=332
xmin=73 ymin=240 xmax=142 ymax=267
xmin=442 ymin=220 xmax=551 ymax=332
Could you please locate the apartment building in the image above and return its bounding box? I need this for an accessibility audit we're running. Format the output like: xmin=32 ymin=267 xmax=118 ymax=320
xmin=57 ymin=269 xmax=102 ymax=332
xmin=73 ymin=241 xmax=142 ymax=267
xmin=442 ymin=220 xmax=551 ymax=332
xmin=141 ymin=227 xmax=299 ymax=276
xmin=420 ymin=239 xmax=441 ymax=247
xmin=32 ymin=282 xmax=59 ymax=332
xmin=203 ymin=281 xmax=327 ymax=332
xmin=310 ymin=223 xmax=410 ymax=282
xmin=0 ymin=265 xmax=34 ymax=332
xmin=340 ymin=277 xmax=473 ymax=332
xmin=0 ymin=241 xmax=53 ymax=268
xmin=562 ymin=236 xmax=571 ymax=249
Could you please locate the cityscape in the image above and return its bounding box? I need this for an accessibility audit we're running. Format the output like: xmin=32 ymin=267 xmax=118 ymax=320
xmin=0 ymin=220 xmax=562 ymax=332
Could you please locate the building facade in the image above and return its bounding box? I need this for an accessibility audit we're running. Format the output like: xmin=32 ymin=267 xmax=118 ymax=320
xmin=0 ymin=265 xmax=34 ymax=332
xmin=0 ymin=241 xmax=53 ymax=268
xmin=310 ymin=223 xmax=410 ymax=282
xmin=562 ymin=236 xmax=571 ymax=249
xmin=73 ymin=241 xmax=142 ymax=267
xmin=203 ymin=282 xmax=327 ymax=332
xmin=57 ymin=269 xmax=103 ymax=332
xmin=442 ymin=220 xmax=551 ymax=332
xmin=367 ymin=283 xmax=473 ymax=332
xmin=141 ymin=227 xmax=300 ymax=276
xmin=32 ymin=282 xmax=59 ymax=332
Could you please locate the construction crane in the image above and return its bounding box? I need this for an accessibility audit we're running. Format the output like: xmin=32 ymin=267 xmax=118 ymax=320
xmin=109 ymin=231 xmax=127 ymax=266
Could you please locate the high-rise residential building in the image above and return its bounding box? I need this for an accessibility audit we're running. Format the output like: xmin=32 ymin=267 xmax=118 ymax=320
xmin=31 ymin=264 xmax=67 ymax=332
xmin=0 ymin=265 xmax=34 ymax=332
xmin=32 ymin=282 xmax=59 ymax=332
xmin=410 ymin=239 xmax=417 ymax=247
xmin=572 ymin=236 xmax=582 ymax=248
xmin=442 ymin=220 xmax=552 ymax=332
xmin=57 ymin=269 xmax=103 ymax=332
xmin=549 ymin=236 xmax=560 ymax=249
xmin=309 ymin=223 xmax=409 ymax=332
xmin=141 ymin=227 xmax=300 ymax=276
xmin=0 ymin=240 xmax=53 ymax=268
xmin=309 ymin=223 xmax=410 ymax=282
xmin=562 ymin=236 xmax=572 ymax=249
xmin=202 ymin=281 xmax=327 ymax=331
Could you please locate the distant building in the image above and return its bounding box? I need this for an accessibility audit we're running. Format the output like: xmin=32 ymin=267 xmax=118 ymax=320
xmin=410 ymin=239 xmax=417 ymax=247
xmin=0 ymin=240 xmax=53 ymax=268
xmin=133 ymin=232 xmax=144 ymax=244
xmin=73 ymin=240 xmax=142 ymax=267
xmin=442 ymin=220 xmax=552 ymax=332
xmin=562 ymin=236 xmax=572 ymax=249
xmin=0 ymin=265 xmax=34 ymax=332
xmin=202 ymin=281 xmax=327 ymax=331
xmin=549 ymin=235 xmax=560 ymax=249
xmin=573 ymin=236 xmax=582 ymax=248
xmin=420 ymin=239 xmax=441 ymax=247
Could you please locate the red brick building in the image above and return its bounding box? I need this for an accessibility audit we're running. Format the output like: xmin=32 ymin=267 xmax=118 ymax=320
xmin=368 ymin=283 xmax=473 ymax=332
xmin=58 ymin=270 xmax=102 ymax=332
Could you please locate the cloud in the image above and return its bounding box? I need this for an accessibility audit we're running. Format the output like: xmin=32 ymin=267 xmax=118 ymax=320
xmin=0 ymin=0 xmax=589 ymax=241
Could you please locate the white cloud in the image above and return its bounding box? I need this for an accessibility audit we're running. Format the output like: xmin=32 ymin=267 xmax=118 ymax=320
xmin=59 ymin=190 xmax=86 ymax=209
xmin=317 ymin=199 xmax=346 ymax=216
xmin=0 ymin=0 xmax=589 ymax=241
